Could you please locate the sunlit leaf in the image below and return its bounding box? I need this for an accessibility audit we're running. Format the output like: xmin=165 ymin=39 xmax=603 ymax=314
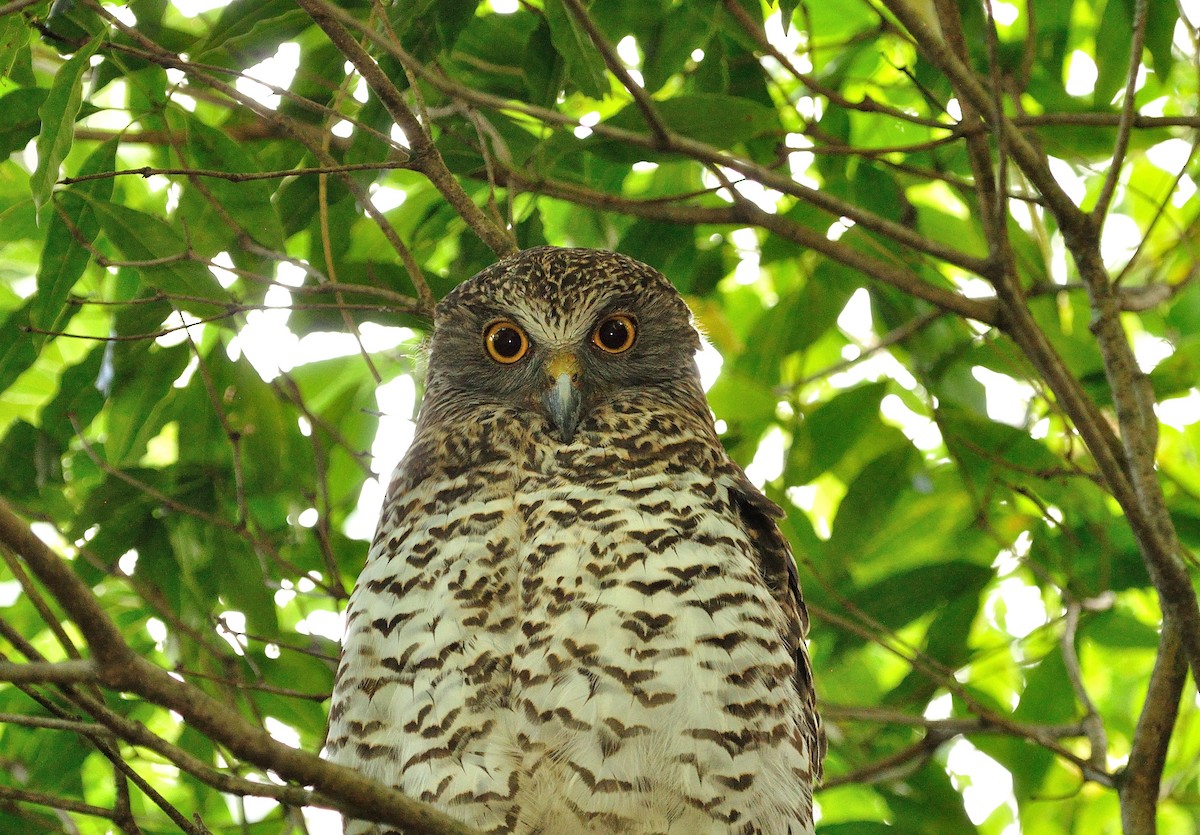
xmin=544 ymin=0 xmax=609 ymax=99
xmin=31 ymin=138 xmax=117 ymax=341
xmin=30 ymin=37 xmax=101 ymax=214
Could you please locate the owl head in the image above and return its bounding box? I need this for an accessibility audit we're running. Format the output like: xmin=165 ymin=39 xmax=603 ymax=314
xmin=426 ymin=247 xmax=704 ymax=442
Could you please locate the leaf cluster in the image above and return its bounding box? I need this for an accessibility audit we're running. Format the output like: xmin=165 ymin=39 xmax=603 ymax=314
xmin=0 ymin=0 xmax=1198 ymax=832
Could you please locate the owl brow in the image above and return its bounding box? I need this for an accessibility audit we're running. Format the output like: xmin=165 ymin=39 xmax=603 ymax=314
xmin=467 ymin=300 xmax=524 ymax=329
xmin=594 ymin=293 xmax=642 ymax=321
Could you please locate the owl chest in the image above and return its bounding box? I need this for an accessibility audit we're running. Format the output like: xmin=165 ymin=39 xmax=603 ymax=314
xmin=389 ymin=471 xmax=788 ymax=700
xmin=355 ymin=471 xmax=806 ymax=831
xmin=513 ymin=478 xmax=786 ymax=679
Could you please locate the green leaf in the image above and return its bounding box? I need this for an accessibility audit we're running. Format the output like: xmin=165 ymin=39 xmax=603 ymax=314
xmin=1149 ymin=334 xmax=1200 ymax=399
xmin=1030 ymin=0 xmax=1073 ymax=86
xmin=394 ymin=0 xmax=479 ymax=62
xmin=177 ymin=115 xmax=286 ymax=254
xmin=885 ymin=763 xmax=979 ymax=832
xmin=641 ymin=4 xmax=713 ymax=93
xmin=978 ymin=649 xmax=1076 ymax=801
xmin=735 ymin=260 xmax=859 ymax=384
xmin=600 ymin=93 xmax=779 ymax=153
xmin=90 ymin=202 xmax=229 ymax=314
xmin=940 ymin=408 xmax=1065 ymax=491
xmin=1094 ymin=0 xmax=1132 ymax=108
xmin=804 ymin=0 xmax=877 ymax=41
xmin=817 ymin=824 xmax=896 ymax=835
xmin=105 ymin=343 xmax=190 ymax=466
xmin=706 ymin=369 xmax=779 ymax=461
xmin=0 ymin=297 xmax=83 ymax=402
xmin=30 ymin=36 xmax=101 ymax=215
xmin=43 ymin=0 xmax=103 ymax=49
xmin=36 ymin=345 xmax=106 ymax=444
xmin=544 ymin=0 xmax=609 ymax=99
xmin=1142 ymin=0 xmax=1181 ymax=82
xmin=219 ymin=353 xmax=288 ymax=495
xmin=0 ymin=303 xmax=37 ymax=399
xmin=196 ymin=0 xmax=311 ymax=65
xmin=1082 ymin=609 xmax=1161 ymax=649
xmin=451 ymin=11 xmax=541 ymax=100
xmin=829 ymin=562 xmax=992 ymax=657
xmin=214 ymin=529 xmax=279 ymax=634
xmin=824 ymin=445 xmax=917 ymax=570
xmin=789 ymin=382 xmax=888 ymax=483
xmin=0 ymin=13 xmax=30 ymax=80
xmin=31 ymin=138 xmax=117 ymax=342
xmin=0 ymin=421 xmax=61 ymax=502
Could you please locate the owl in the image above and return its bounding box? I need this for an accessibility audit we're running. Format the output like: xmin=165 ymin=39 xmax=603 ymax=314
xmin=326 ymin=246 xmax=823 ymax=834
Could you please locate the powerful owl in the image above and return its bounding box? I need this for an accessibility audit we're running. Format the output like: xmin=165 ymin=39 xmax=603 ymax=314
xmin=326 ymin=247 xmax=824 ymax=834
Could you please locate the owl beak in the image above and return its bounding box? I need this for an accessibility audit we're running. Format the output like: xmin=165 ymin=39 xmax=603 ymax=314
xmin=543 ymin=352 xmax=583 ymax=443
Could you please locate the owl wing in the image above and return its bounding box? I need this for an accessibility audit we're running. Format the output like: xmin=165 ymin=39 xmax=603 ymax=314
xmin=725 ymin=470 xmax=826 ymax=781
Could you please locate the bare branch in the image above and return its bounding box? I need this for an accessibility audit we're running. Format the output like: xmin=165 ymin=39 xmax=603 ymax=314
xmin=295 ymin=0 xmax=518 ymax=262
xmin=0 ymin=785 xmax=124 ymax=824
xmin=0 ymin=499 xmax=481 ymax=835
xmin=0 ymin=660 xmax=100 ymax=686
xmin=0 ymin=712 xmax=115 ymax=737
xmin=1061 ymin=603 xmax=1109 ymax=768
xmin=821 ymin=735 xmax=943 ymax=788
xmin=60 ymin=161 xmax=410 ymax=186
xmin=823 ymin=703 xmax=1086 ymax=739
xmin=499 ymin=168 xmax=1000 ymax=325
xmin=560 ymin=0 xmax=669 ymax=144
xmin=1120 ymin=620 xmax=1189 ymax=835
xmin=1093 ymin=0 xmax=1149 ymax=220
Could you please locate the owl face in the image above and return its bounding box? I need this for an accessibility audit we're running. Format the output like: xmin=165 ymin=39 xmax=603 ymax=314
xmin=427 ymin=247 xmax=703 ymax=442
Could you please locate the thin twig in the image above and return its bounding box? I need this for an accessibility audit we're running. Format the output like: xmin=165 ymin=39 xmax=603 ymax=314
xmin=60 ymin=161 xmax=410 ymax=185
xmin=561 ymin=0 xmax=669 ymax=145
xmin=1060 ymin=602 xmax=1109 ymax=768
xmin=0 ymin=785 xmax=123 ymax=823
xmin=295 ymin=0 xmax=517 ymax=264
xmin=1093 ymin=0 xmax=1149 ymax=220
xmin=0 ymin=498 xmax=482 ymax=835
xmin=0 ymin=661 xmax=100 ymax=685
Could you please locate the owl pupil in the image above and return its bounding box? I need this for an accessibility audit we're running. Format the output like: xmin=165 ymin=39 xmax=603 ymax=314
xmin=492 ymin=328 xmax=523 ymax=357
xmin=598 ymin=319 xmax=629 ymax=350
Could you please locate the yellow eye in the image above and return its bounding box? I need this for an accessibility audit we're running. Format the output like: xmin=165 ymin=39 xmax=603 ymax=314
xmin=592 ymin=314 xmax=636 ymax=354
xmin=484 ymin=321 xmax=529 ymax=364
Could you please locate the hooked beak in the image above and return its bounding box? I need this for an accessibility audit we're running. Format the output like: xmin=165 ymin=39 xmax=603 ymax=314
xmin=541 ymin=352 xmax=583 ymax=443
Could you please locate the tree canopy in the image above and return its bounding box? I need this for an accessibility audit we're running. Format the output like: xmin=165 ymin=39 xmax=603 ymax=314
xmin=0 ymin=0 xmax=1198 ymax=832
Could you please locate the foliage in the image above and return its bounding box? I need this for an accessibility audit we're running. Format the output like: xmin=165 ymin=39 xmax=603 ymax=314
xmin=0 ymin=0 xmax=1198 ymax=832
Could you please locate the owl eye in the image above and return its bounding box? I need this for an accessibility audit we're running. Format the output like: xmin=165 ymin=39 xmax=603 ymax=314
xmin=592 ymin=314 xmax=636 ymax=354
xmin=484 ymin=321 xmax=529 ymax=364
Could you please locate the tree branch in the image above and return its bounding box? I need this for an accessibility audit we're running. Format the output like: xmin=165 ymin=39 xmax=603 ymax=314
xmin=0 ymin=498 xmax=481 ymax=835
xmin=1093 ymin=0 xmax=1149 ymax=220
xmin=0 ymin=785 xmax=125 ymax=824
xmin=878 ymin=0 xmax=1084 ymax=228
xmin=295 ymin=0 xmax=518 ymax=262
xmin=324 ymin=7 xmax=996 ymax=278
xmin=499 ymin=168 xmax=1000 ymax=325
xmin=0 ymin=660 xmax=100 ymax=685
xmin=560 ymin=0 xmax=669 ymax=145
xmin=880 ymin=0 xmax=1200 ymax=694
xmin=87 ymin=1 xmax=437 ymax=316
xmin=1119 ymin=620 xmax=1189 ymax=835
